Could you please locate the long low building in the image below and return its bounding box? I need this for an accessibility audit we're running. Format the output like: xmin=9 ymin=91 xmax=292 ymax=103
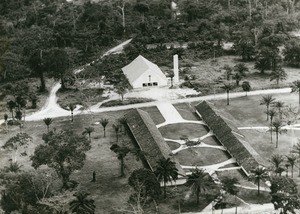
xmin=124 ymin=109 xmax=185 ymax=178
xmin=195 ymin=101 xmax=266 ymax=176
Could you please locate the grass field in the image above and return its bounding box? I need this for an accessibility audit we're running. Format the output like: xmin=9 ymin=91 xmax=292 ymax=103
xmin=159 ymin=123 xmax=208 ymax=140
xmin=176 ymin=147 xmax=230 ymax=166
xmin=166 ymin=140 xmax=181 ymax=151
xmin=173 ymin=103 xmax=199 ymax=120
xmin=202 ymin=136 xmax=222 ymax=146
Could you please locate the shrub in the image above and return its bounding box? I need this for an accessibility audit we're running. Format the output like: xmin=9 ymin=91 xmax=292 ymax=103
xmin=100 ymin=98 xmax=154 ymax=107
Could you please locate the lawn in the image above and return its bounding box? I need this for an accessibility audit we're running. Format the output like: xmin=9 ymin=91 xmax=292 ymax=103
xmin=166 ymin=140 xmax=181 ymax=151
xmin=0 ymin=110 xmax=147 ymax=214
xmin=173 ymin=103 xmax=199 ymax=121
xmin=176 ymin=147 xmax=230 ymax=166
xmin=159 ymin=123 xmax=208 ymax=140
xmin=209 ymin=92 xmax=300 ymax=163
xmin=183 ymin=54 xmax=300 ymax=95
xmin=140 ymin=106 xmax=165 ymax=125
xmin=237 ymin=188 xmax=271 ymax=205
xmin=202 ymin=136 xmax=222 ymax=146
xmin=216 ymin=169 xmax=257 ymax=188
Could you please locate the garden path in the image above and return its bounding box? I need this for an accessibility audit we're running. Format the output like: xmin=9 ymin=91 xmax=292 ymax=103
xmin=182 ymin=158 xmax=237 ymax=175
xmin=238 ymin=125 xmax=300 ymax=131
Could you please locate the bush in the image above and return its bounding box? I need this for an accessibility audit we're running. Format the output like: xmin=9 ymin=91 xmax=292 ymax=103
xmin=7 ymin=120 xmax=20 ymax=126
xmin=100 ymin=98 xmax=154 ymax=107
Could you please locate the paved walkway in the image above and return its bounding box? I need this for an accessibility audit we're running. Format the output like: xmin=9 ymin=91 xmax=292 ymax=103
xmin=238 ymin=125 xmax=300 ymax=131
xmin=182 ymin=158 xmax=237 ymax=175
xmin=19 ymin=87 xmax=292 ymax=122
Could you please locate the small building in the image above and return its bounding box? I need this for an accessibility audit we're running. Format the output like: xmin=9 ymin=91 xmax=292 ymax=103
xmin=121 ymin=55 xmax=168 ymax=88
xmin=124 ymin=109 xmax=185 ymax=183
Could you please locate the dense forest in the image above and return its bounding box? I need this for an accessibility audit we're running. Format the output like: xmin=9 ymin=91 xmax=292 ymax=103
xmin=1 ymin=0 xmax=300 ymax=98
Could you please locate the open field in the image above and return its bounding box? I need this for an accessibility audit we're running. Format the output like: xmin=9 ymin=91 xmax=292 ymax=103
xmin=183 ymin=55 xmax=300 ymax=94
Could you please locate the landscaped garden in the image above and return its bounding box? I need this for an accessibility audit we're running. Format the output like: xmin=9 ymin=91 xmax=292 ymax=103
xmin=158 ymin=123 xmax=208 ymax=140
xmin=176 ymin=147 xmax=230 ymax=166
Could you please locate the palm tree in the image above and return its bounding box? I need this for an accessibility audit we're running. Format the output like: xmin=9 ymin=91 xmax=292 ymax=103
xmin=154 ymin=158 xmax=178 ymax=198
xmin=82 ymin=127 xmax=95 ymax=141
xmin=270 ymin=119 xmax=287 ymax=148
xmin=267 ymin=108 xmax=277 ymax=143
xmin=270 ymin=154 xmax=285 ymax=176
xmin=4 ymin=113 xmax=8 ymax=129
xmin=270 ymin=66 xmax=287 ymax=85
xmin=220 ymin=176 xmax=239 ymax=214
xmin=112 ymin=124 xmax=120 ymax=142
xmin=249 ymin=167 xmax=269 ymax=195
xmin=221 ymin=82 xmax=234 ymax=105
xmin=260 ymin=95 xmax=276 ymax=121
xmin=286 ymin=154 xmax=297 ymax=178
xmin=67 ymin=103 xmax=76 ymax=122
xmin=292 ymin=141 xmax=300 ymax=177
xmin=43 ymin=117 xmax=53 ymax=133
xmin=242 ymin=81 xmax=251 ymax=96
xmin=223 ymin=65 xmax=232 ymax=80
xmin=69 ymin=192 xmax=95 ymax=214
xmin=110 ymin=144 xmax=130 ymax=177
xmin=7 ymin=100 xmax=16 ymax=121
xmin=291 ymin=80 xmax=300 ymax=105
xmin=100 ymin=118 xmax=109 ymax=137
xmin=186 ymin=168 xmax=213 ymax=205
xmin=118 ymin=117 xmax=127 ymax=135
xmin=272 ymin=101 xmax=285 ymax=119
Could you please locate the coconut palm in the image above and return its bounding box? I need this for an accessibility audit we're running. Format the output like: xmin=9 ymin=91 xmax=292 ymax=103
xmin=118 ymin=117 xmax=127 ymax=135
xmin=67 ymin=103 xmax=76 ymax=122
xmin=220 ymin=176 xmax=239 ymax=214
xmin=110 ymin=144 xmax=130 ymax=177
xmin=270 ymin=154 xmax=285 ymax=176
xmin=154 ymin=158 xmax=178 ymax=198
xmin=291 ymin=80 xmax=300 ymax=105
xmin=292 ymin=141 xmax=300 ymax=177
xmin=82 ymin=127 xmax=95 ymax=141
xmin=286 ymin=154 xmax=297 ymax=178
xmin=272 ymin=101 xmax=285 ymax=119
xmin=260 ymin=95 xmax=276 ymax=121
xmin=100 ymin=118 xmax=109 ymax=137
xmin=43 ymin=117 xmax=53 ymax=133
xmin=270 ymin=119 xmax=287 ymax=148
xmin=186 ymin=168 xmax=213 ymax=205
xmin=112 ymin=124 xmax=121 ymax=142
xmin=69 ymin=192 xmax=95 ymax=214
xmin=7 ymin=100 xmax=16 ymax=121
xmin=249 ymin=167 xmax=269 ymax=195
xmin=221 ymin=82 xmax=234 ymax=105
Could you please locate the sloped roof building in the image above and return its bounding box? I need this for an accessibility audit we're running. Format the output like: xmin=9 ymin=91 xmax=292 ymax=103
xmin=124 ymin=109 xmax=185 ymax=176
xmin=195 ymin=101 xmax=266 ymax=176
xmin=122 ymin=55 xmax=168 ymax=88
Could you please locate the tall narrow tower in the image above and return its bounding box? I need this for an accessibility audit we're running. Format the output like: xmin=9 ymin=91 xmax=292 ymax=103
xmin=173 ymin=54 xmax=179 ymax=84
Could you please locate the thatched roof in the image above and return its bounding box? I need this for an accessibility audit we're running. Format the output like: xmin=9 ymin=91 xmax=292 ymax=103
xmin=124 ymin=109 xmax=185 ymax=176
xmin=195 ymin=101 xmax=265 ymax=174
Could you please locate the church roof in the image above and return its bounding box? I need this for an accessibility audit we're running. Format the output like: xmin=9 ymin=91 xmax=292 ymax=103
xmin=121 ymin=55 xmax=167 ymax=84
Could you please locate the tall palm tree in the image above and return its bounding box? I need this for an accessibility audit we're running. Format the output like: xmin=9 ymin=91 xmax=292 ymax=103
xmin=82 ymin=127 xmax=95 ymax=141
xmin=286 ymin=154 xmax=297 ymax=178
xmin=291 ymin=80 xmax=300 ymax=105
xmin=69 ymin=192 xmax=95 ymax=214
xmin=260 ymin=95 xmax=276 ymax=121
xmin=110 ymin=144 xmax=130 ymax=177
xmin=68 ymin=103 xmax=76 ymax=122
xmin=220 ymin=176 xmax=239 ymax=214
xmin=221 ymin=82 xmax=234 ymax=105
xmin=100 ymin=118 xmax=109 ymax=137
xmin=154 ymin=158 xmax=178 ymax=198
xmin=7 ymin=100 xmax=16 ymax=121
xmin=267 ymin=108 xmax=277 ymax=144
xmin=118 ymin=117 xmax=127 ymax=135
xmin=270 ymin=119 xmax=287 ymax=148
xmin=249 ymin=167 xmax=269 ymax=195
xmin=272 ymin=101 xmax=285 ymax=119
xmin=270 ymin=154 xmax=285 ymax=176
xmin=112 ymin=124 xmax=120 ymax=142
xmin=43 ymin=117 xmax=53 ymax=133
xmin=186 ymin=168 xmax=213 ymax=205
xmin=292 ymin=141 xmax=300 ymax=177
